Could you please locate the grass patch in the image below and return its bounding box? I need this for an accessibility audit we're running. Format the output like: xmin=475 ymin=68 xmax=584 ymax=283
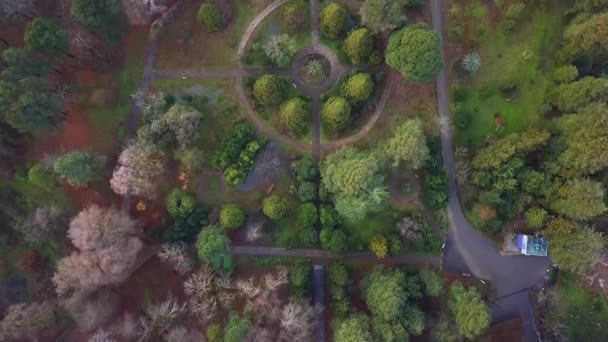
xmin=342 ymin=209 xmax=401 ymax=250
xmin=453 ymin=6 xmax=564 ymax=147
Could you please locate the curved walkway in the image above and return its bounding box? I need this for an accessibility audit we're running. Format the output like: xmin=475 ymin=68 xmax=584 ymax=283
xmin=430 ymin=0 xmax=550 ymax=338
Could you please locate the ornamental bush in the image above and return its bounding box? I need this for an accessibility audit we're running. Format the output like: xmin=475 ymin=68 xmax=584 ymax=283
xmin=386 ymin=24 xmax=442 ymax=82
xmin=53 ymin=150 xmax=106 ymax=187
xmin=196 ymin=225 xmax=229 ymax=268
xmin=321 ymin=96 xmax=352 ymax=131
xmin=253 ymin=74 xmax=287 ymax=106
xmin=320 ymin=2 xmax=347 ymax=39
xmin=297 ymin=181 xmax=318 ymax=202
xmin=262 ymin=195 xmax=288 ymax=220
xmin=197 ymin=3 xmax=222 ymax=32
xmin=320 ymin=228 xmax=347 ymax=252
xmin=296 ymin=202 xmax=318 ymax=228
xmin=280 ymin=98 xmax=310 ymax=133
xmin=219 ymin=204 xmax=246 ymax=230
xmin=343 ymin=28 xmax=373 ymax=64
xmin=165 ymin=188 xmax=195 ymax=218
xmin=281 ymin=0 xmax=307 ymax=33
xmin=341 ymin=73 xmax=374 ymax=103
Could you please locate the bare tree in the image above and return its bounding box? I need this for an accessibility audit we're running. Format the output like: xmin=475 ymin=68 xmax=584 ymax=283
xmin=279 ymin=301 xmax=315 ymax=341
xmin=264 ymin=267 xmax=288 ymax=291
xmin=64 ymin=290 xmax=121 ymax=332
xmin=0 ymin=301 xmax=56 ymax=340
xmin=184 ymin=266 xmax=215 ymax=297
xmin=16 ymin=206 xmax=69 ymax=243
xmin=164 ymin=325 xmax=206 ymax=342
xmin=89 ymin=328 xmax=115 ymax=342
xmin=158 ymin=243 xmax=194 ymax=275
xmin=140 ymin=297 xmax=186 ymax=340
xmin=112 ymin=312 xmax=143 ymax=340
xmin=68 ymin=206 xmax=138 ymax=252
xmin=245 ymin=325 xmax=273 ymax=342
xmin=245 ymin=220 xmax=264 ymax=242
xmin=111 ymin=143 xmax=166 ymax=200
xmin=236 ymin=277 xmax=261 ymax=298
xmin=0 ymin=0 xmax=35 ymax=23
xmin=396 ymin=216 xmax=422 ymax=243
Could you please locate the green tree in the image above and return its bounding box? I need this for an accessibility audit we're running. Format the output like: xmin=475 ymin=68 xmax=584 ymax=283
xmin=320 ymin=228 xmax=347 ymax=252
xmin=333 ymin=314 xmax=372 ymax=342
xmin=556 ymin=102 xmax=608 ymax=176
xmin=382 ymin=118 xmax=430 ymax=169
xmin=197 ymin=3 xmax=222 ymax=32
xmin=362 ymin=268 xmax=408 ymax=321
xmin=553 ymin=65 xmax=578 ymax=83
xmin=295 ymin=157 xmax=318 ymax=181
xmin=207 ymin=323 xmax=222 ymax=342
xmin=550 ymin=227 xmax=606 ymax=273
xmin=280 ymin=97 xmax=310 ymax=133
xmin=262 ymin=195 xmax=287 ymax=220
xmin=343 ymin=28 xmax=373 ymax=64
xmin=322 ymin=147 xmax=387 ymax=222
xmin=360 ymin=0 xmax=407 ymax=33
xmin=25 ymin=18 xmax=68 ymax=58
xmin=296 ymin=202 xmax=318 ymax=228
xmin=369 ymin=235 xmax=388 ymax=259
xmin=297 ymin=181 xmax=318 ymax=202
xmin=550 ymin=178 xmax=606 ymax=220
xmin=320 ymin=2 xmax=347 ymax=39
xmin=562 ymin=12 xmax=608 ymax=59
xmin=53 ymin=150 xmax=105 ymax=187
xmin=70 ymin=0 xmax=123 ymax=39
xmin=525 ymin=207 xmax=547 ymax=229
xmin=386 ymin=24 xmax=442 ymax=82
xmin=165 ymin=188 xmax=195 ymax=218
xmin=433 ymin=316 xmax=459 ymax=342
xmin=264 ymin=34 xmax=297 ymax=65
xmin=219 ymin=204 xmax=246 ymax=230
xmin=321 ymin=96 xmax=352 ymax=131
xmin=223 ymin=312 xmax=250 ymax=342
xmin=551 ymin=76 xmax=608 ymax=113
xmin=419 ymin=269 xmax=443 ymax=296
xmin=196 ymin=225 xmax=230 ymax=267
xmin=448 ymin=282 xmax=490 ymax=339
xmin=1 ymin=48 xmax=49 ymax=80
xmin=341 ymin=73 xmax=374 ymax=103
xmin=253 ymin=74 xmax=287 ymax=106
xmin=281 ymin=0 xmax=308 ymax=33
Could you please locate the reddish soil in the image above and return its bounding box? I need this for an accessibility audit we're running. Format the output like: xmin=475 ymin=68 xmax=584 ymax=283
xmin=128 ymin=197 xmax=168 ymax=231
xmin=480 ymin=317 xmax=524 ymax=342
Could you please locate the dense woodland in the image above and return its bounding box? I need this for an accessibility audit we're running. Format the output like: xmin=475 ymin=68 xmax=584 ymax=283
xmin=0 ymin=0 xmax=606 ymax=341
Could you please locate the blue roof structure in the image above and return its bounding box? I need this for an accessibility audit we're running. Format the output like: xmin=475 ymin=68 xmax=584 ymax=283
xmin=516 ymin=234 xmax=548 ymax=256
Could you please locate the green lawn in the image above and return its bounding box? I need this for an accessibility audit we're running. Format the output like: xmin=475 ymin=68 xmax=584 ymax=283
xmin=453 ymin=5 xmax=564 ymax=147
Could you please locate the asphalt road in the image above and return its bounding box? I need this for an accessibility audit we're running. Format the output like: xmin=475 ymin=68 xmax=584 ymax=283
xmin=430 ymin=0 xmax=551 ymax=338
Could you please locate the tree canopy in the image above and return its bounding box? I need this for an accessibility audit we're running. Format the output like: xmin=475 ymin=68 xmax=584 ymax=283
xmin=333 ymin=314 xmax=372 ymax=342
xmin=321 ymin=96 xmax=352 ymax=131
xmin=253 ymin=74 xmax=287 ymax=106
xmin=341 ymin=73 xmax=374 ymax=104
xmin=70 ymin=0 xmax=123 ymax=40
xmin=25 ymin=18 xmax=68 ymax=58
xmin=320 ymin=2 xmax=347 ymax=39
xmin=196 ymin=225 xmax=230 ymax=268
xmin=550 ymin=226 xmax=605 ymax=273
xmin=197 ymin=3 xmax=222 ymax=32
xmin=448 ymin=282 xmax=490 ymax=339
xmin=360 ymin=0 xmax=407 ymax=33
xmin=280 ymin=97 xmax=310 ymax=133
xmin=343 ymin=28 xmax=373 ymax=64
xmin=562 ymin=12 xmax=608 ymax=59
xmin=53 ymin=150 xmax=106 ymax=187
xmin=386 ymin=24 xmax=443 ymax=82
xmin=550 ymin=178 xmax=606 ymax=220
xmin=382 ymin=118 xmax=430 ymax=169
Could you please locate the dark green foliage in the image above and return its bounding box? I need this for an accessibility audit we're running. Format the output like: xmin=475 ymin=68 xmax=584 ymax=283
xmin=165 ymin=188 xmax=195 ymax=218
xmin=320 ymin=227 xmax=347 ymax=252
xmin=386 ymin=23 xmax=443 ymax=82
xmin=211 ymin=123 xmax=258 ymax=174
xmin=223 ymin=312 xmax=250 ymax=342
xmin=70 ymin=0 xmax=123 ymax=40
xmin=280 ymin=97 xmax=310 ymax=133
xmin=328 ymin=263 xmax=350 ymax=317
xmin=196 ymin=225 xmax=230 ymax=269
xmin=297 ymin=181 xmax=317 ymax=202
xmin=550 ymin=76 xmax=608 ymax=112
xmin=360 ymin=0 xmax=408 ymax=33
xmin=281 ymin=0 xmax=308 ymax=33
xmin=343 ymin=28 xmax=373 ymax=64
xmin=341 ymin=73 xmax=374 ymax=103
xmin=419 ymin=268 xmax=443 ymax=296
xmin=388 ymin=234 xmax=402 ymax=255
xmin=25 ymin=18 xmax=68 ymax=58
xmin=295 ymin=157 xmax=318 ymax=181
xmin=53 ymin=150 xmax=106 ymax=187
xmin=320 ymin=205 xmax=341 ymax=228
xmin=421 ymin=139 xmax=448 ymax=210
xmin=525 ymin=207 xmax=547 ymax=229
xmin=296 ymin=202 xmax=318 ymax=228
xmin=224 ymin=140 xmax=262 ymax=185
xmin=262 ymin=195 xmax=288 ymax=219
xmin=197 ymin=3 xmax=223 ymax=32
xmin=253 ymin=74 xmax=287 ymax=106
xmin=298 ymin=226 xmax=318 ymax=247
xmin=321 ymin=96 xmax=352 ymax=131
xmin=320 ymin=2 xmax=347 ymax=39
xmin=361 ymin=268 xmax=409 ymax=321
xmin=1 ymin=48 xmax=49 ymax=80
xmin=163 ymin=207 xmax=208 ymax=243
xmin=289 ymin=261 xmax=311 ymax=298
xmin=219 ymin=204 xmax=246 ymax=230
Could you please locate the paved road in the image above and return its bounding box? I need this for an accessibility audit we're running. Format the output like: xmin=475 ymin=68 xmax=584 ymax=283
xmin=429 ymin=0 xmax=551 ymax=338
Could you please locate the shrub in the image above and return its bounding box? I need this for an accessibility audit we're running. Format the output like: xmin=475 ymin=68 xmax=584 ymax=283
xmin=262 ymin=195 xmax=288 ymax=220
xmin=165 ymin=188 xmax=195 ymax=218
xmin=295 ymin=157 xmax=318 ymax=181
xmin=53 ymin=150 xmax=106 ymax=187
xmin=219 ymin=204 xmax=246 ymax=230
xmin=419 ymin=269 xmax=443 ymax=296
xmin=525 ymin=207 xmax=547 ymax=229
xmin=296 ymin=203 xmax=318 ymax=228
xmin=552 ymin=65 xmax=578 ymax=84
xmin=461 ymin=52 xmax=481 ymax=73
xmin=321 ymin=96 xmax=352 ymax=131
xmin=320 ymin=2 xmax=347 ymax=39
xmin=320 ymin=228 xmax=347 ymax=252
xmin=211 ymin=124 xmax=257 ymax=170
xmin=196 ymin=225 xmax=229 ymax=268
xmin=341 ymin=73 xmax=374 ymax=103
xmin=369 ymin=235 xmax=387 ymax=259
xmin=388 ymin=234 xmax=402 ymax=255
xmin=197 ymin=3 xmax=222 ymax=32
xmin=320 ymin=205 xmax=341 ymax=228
xmin=280 ymin=98 xmax=310 ymax=133
xmin=264 ymin=34 xmax=297 ymax=65
xmin=163 ymin=207 xmax=208 ymax=243
xmin=253 ymin=74 xmax=287 ymax=106
xmin=343 ymin=28 xmax=373 ymax=64
xmin=298 ymin=226 xmax=318 ymax=247
xmin=297 ymin=181 xmax=318 ymax=202
xmin=281 ymin=0 xmax=307 ymax=33
xmin=386 ymin=24 xmax=443 ymax=82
